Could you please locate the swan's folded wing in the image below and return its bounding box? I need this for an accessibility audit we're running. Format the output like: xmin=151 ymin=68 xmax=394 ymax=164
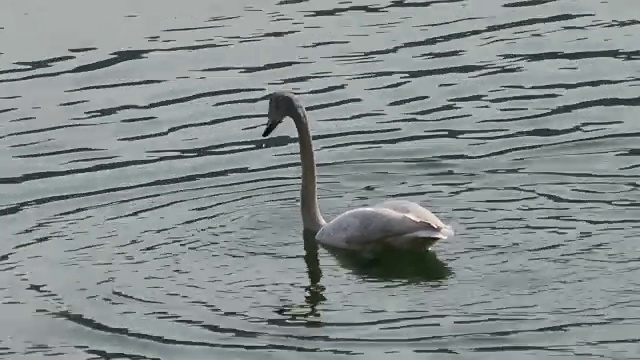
xmin=375 ymin=199 xmax=447 ymax=230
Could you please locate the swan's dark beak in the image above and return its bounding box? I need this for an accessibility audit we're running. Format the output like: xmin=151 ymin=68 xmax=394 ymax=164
xmin=262 ymin=123 xmax=276 ymax=137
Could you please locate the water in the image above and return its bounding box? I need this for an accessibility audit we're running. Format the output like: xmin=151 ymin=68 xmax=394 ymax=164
xmin=1 ymin=0 xmax=639 ymax=358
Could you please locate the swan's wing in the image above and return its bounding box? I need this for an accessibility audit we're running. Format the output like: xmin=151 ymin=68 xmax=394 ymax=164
xmin=378 ymin=200 xmax=455 ymax=243
xmin=375 ymin=199 xmax=447 ymax=229
xmin=315 ymin=207 xmax=448 ymax=250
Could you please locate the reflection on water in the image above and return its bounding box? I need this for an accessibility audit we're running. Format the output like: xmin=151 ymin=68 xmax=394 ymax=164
xmin=1 ymin=0 xmax=639 ymax=358
xmin=332 ymin=250 xmax=451 ymax=284
xmin=276 ymin=230 xmax=326 ymax=326
xmin=320 ymin=240 xmax=452 ymax=284
xmin=276 ymin=230 xmax=451 ymax=328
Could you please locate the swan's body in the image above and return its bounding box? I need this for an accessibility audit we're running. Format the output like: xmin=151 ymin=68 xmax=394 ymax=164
xmin=316 ymin=200 xmax=453 ymax=251
xmin=262 ymin=91 xmax=453 ymax=252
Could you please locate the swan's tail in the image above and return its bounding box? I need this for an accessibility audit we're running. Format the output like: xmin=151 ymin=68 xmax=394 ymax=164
xmin=402 ymin=224 xmax=453 ymax=243
xmin=439 ymin=224 xmax=455 ymax=239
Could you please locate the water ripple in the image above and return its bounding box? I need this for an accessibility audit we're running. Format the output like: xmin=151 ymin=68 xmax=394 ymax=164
xmin=1 ymin=0 xmax=639 ymax=358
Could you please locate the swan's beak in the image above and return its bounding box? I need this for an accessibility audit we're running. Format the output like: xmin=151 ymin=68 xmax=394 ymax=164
xmin=262 ymin=122 xmax=277 ymax=137
xmin=263 ymin=113 xmax=283 ymax=137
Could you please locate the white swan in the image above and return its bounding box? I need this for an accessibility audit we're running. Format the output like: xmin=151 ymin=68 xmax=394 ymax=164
xmin=261 ymin=91 xmax=454 ymax=252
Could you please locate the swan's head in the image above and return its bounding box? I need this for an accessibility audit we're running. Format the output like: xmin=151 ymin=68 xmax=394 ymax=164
xmin=262 ymin=91 xmax=300 ymax=137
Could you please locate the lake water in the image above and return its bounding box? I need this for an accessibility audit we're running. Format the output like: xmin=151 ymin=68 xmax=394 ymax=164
xmin=1 ymin=0 xmax=639 ymax=359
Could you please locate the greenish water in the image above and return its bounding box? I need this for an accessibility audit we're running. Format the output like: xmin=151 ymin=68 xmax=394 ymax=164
xmin=1 ymin=0 xmax=639 ymax=359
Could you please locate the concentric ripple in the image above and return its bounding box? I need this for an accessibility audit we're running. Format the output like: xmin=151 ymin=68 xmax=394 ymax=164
xmin=1 ymin=0 xmax=639 ymax=358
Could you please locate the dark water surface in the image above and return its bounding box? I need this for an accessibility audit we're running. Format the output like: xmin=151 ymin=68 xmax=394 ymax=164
xmin=1 ymin=0 xmax=639 ymax=358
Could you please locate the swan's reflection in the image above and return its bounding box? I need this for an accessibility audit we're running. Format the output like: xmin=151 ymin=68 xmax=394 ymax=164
xmin=275 ymin=231 xmax=452 ymax=324
xmin=318 ymin=241 xmax=452 ymax=284
xmin=273 ymin=230 xmax=325 ymax=326
xmin=301 ymin=229 xmax=325 ymax=316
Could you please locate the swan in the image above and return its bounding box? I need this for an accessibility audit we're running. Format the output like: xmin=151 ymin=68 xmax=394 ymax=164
xmin=261 ymin=91 xmax=454 ymax=252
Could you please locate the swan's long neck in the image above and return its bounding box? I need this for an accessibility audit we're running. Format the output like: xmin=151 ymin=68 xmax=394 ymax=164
xmin=292 ymin=107 xmax=326 ymax=232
